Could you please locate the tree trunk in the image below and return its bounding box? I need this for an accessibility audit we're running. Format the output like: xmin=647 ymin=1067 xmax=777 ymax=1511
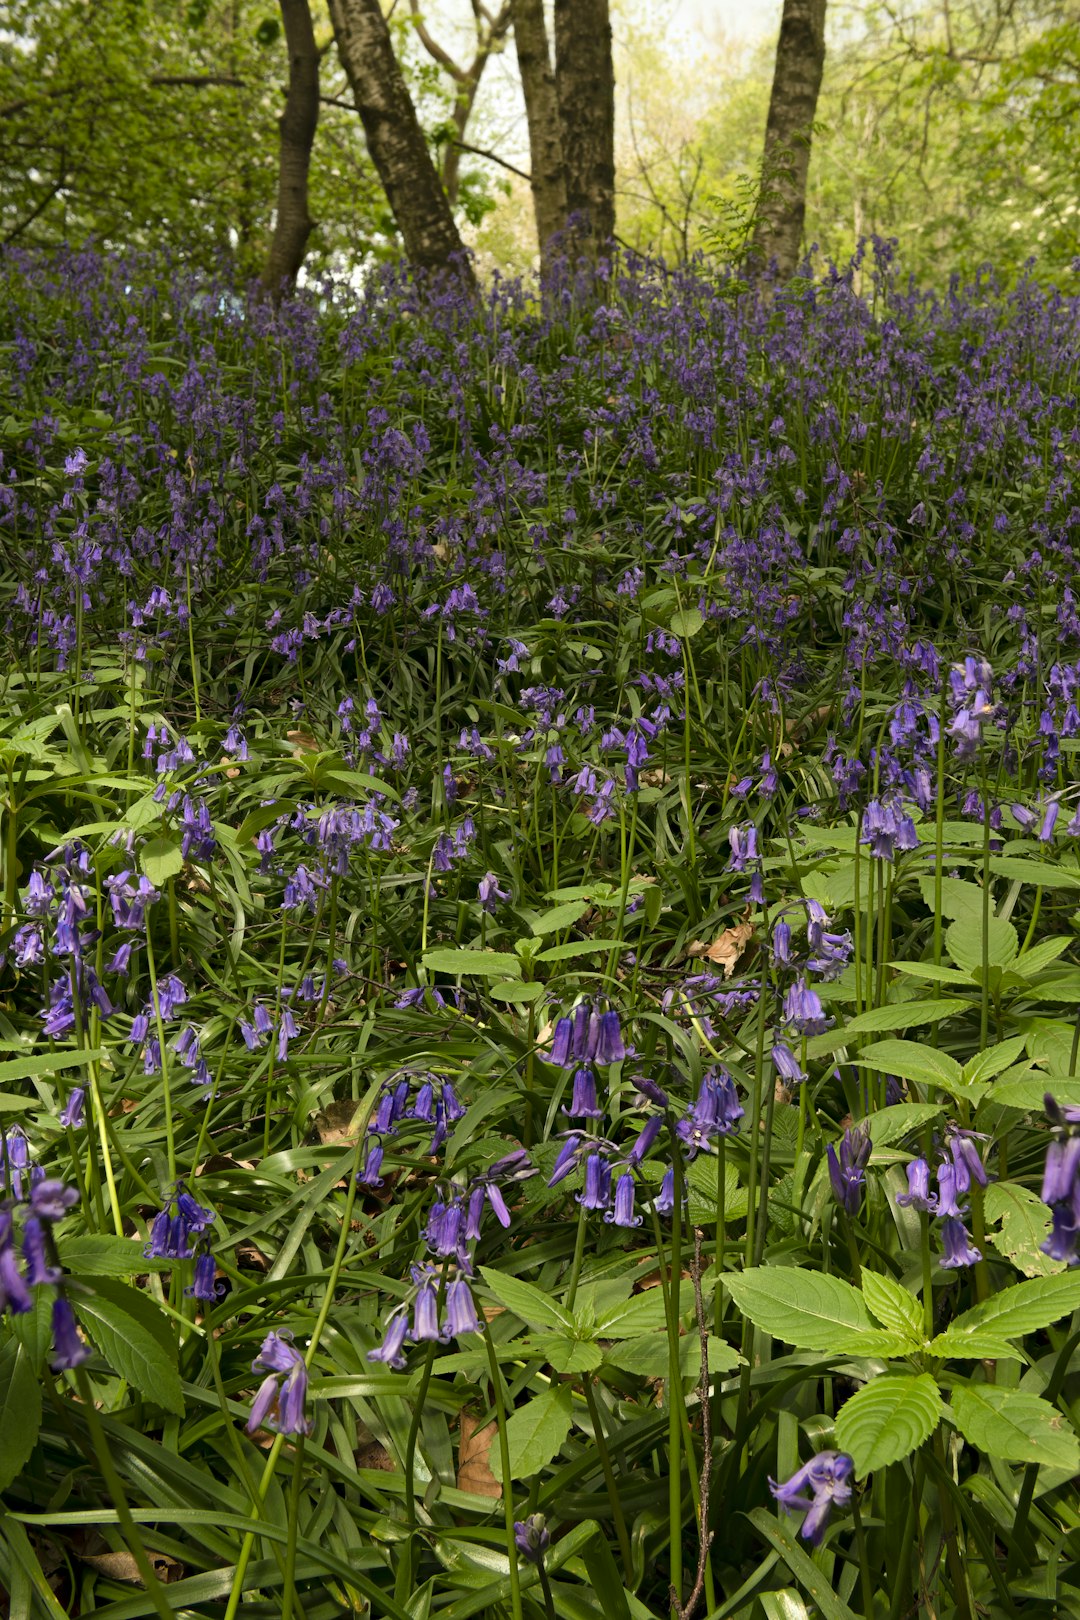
xmin=553 ymin=0 xmax=615 ymax=261
xmin=510 ymin=0 xmax=567 ymax=272
xmin=751 ymin=0 xmax=827 ymax=278
xmin=327 ymin=0 xmax=473 ymax=283
xmin=261 ymin=0 xmax=320 ymax=298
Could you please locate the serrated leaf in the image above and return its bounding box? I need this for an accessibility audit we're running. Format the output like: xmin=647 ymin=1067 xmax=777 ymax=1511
xmin=488 ymin=1384 xmax=572 ymax=1484
xmin=595 ymin=1290 xmax=670 ymax=1338
xmin=421 ymin=949 xmax=523 ymax=979
xmin=59 ymin=1235 xmax=170 ymax=1276
xmin=939 ymin=1271 xmax=1080 ymax=1348
xmin=73 ymin=1282 xmax=184 ymax=1414
xmin=851 ymin=1041 xmax=968 ymax=1099
xmin=862 ymin=1103 xmax=945 ymax=1145
xmin=0 ymin=1338 xmax=42 ymax=1491
xmin=140 ymin=835 xmax=184 ymax=886
xmin=983 ymin=1181 xmax=1062 ymax=1277
xmin=993 ymin=1077 xmax=1080 ymax=1113
xmin=835 ymin=1373 xmax=943 ymax=1476
xmin=535 ymin=939 xmax=621 ymax=962
xmin=489 ymin=980 xmax=544 ymax=1004
xmin=946 ymin=914 xmax=1018 ymax=975
xmin=478 ymin=1267 xmax=573 ymax=1332
xmin=989 ymin=856 xmax=1080 ymax=891
xmin=522 ymin=1335 xmax=602 ymax=1373
xmin=724 ymin=1268 xmax=880 ymax=1353
xmin=669 ymin=607 xmax=704 ymax=638
xmin=860 ymin=1273 xmax=925 ymax=1342
xmin=928 ymin=1330 xmax=1020 ymax=1360
xmin=603 ymin=1333 xmax=740 ymax=1379
xmin=1011 ymin=937 xmax=1073 ymax=978
xmin=809 ymin=999 xmax=966 ymax=1057
xmin=951 ymin=1385 xmax=1080 ymax=1469
xmin=962 ymin=1037 xmax=1028 ymax=1088
xmin=528 ymin=900 xmax=590 ymax=936
xmin=916 ymin=876 xmax=985 ymax=922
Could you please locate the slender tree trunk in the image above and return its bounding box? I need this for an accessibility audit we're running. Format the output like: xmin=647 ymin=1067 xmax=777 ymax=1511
xmin=553 ymin=0 xmax=615 ymax=261
xmin=751 ymin=0 xmax=827 ymax=278
xmin=327 ymin=0 xmax=473 ymax=283
xmin=261 ymin=0 xmax=320 ymax=298
xmin=510 ymin=0 xmax=567 ymax=273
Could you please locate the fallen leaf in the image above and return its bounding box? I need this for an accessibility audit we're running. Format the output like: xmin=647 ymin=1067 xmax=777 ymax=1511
xmin=694 ymin=922 xmax=753 ymax=978
xmin=287 ymin=728 xmax=319 ymax=755
xmin=356 ymin=1441 xmax=396 ymax=1472
xmin=80 ymin=1550 xmax=183 ymax=1584
xmin=458 ymin=1410 xmax=501 ymax=1498
xmin=313 ymin=1099 xmax=367 ymax=1145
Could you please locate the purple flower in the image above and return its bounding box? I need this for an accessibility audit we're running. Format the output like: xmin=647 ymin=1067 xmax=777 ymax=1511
xmin=606 ymin=1172 xmax=641 ymax=1228
xmin=514 ymin=1514 xmax=550 ymax=1564
xmin=896 ymin=1158 xmax=937 ymax=1212
xmin=50 ymin=1296 xmax=91 ymax=1370
xmin=826 ymin=1126 xmax=871 ymax=1216
xmin=770 ymin=1452 xmax=855 ymax=1547
xmin=145 ymin=1184 xmax=215 ymax=1260
xmin=627 ymin=1115 xmax=663 ymax=1165
xmin=445 ymin=1279 xmax=481 ymax=1337
xmin=940 ymin=1217 xmax=982 ymax=1270
xmin=935 ymin=1160 xmax=966 ymax=1218
xmin=577 ymin=1153 xmax=612 ymax=1211
xmin=782 ymin=978 xmax=830 ymax=1037
xmin=246 ymin=1331 xmax=311 ymax=1437
xmin=772 ymin=1041 xmax=807 ymax=1086
xmin=22 ymin=1215 xmax=60 ymax=1285
xmin=411 ymin=1270 xmax=442 ymax=1342
xmin=676 ymin=1068 xmax=744 ymax=1157
xmin=186 ymin=1251 xmax=224 ymax=1301
xmin=565 ymin=1067 xmax=604 ymax=1119
xmin=860 ymin=798 xmax=919 ymax=861
xmin=368 ymin=1313 xmax=409 ymax=1368
xmin=547 ymin=1134 xmax=583 ymax=1186
xmin=947 ymin=1128 xmax=989 ymax=1193
xmin=29 ymin=1179 xmax=79 ymax=1222
xmin=478 ymin=872 xmax=510 ymax=913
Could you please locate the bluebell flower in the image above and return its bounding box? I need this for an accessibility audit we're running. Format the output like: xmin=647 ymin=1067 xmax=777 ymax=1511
xmin=783 ymin=978 xmax=830 ymax=1037
xmin=940 ymin=1217 xmax=982 ymax=1269
xmin=145 ymin=1184 xmax=215 ymax=1261
xmin=727 ymin=824 xmax=759 ymax=872
xmin=22 ymin=1215 xmax=61 ymax=1285
xmin=368 ymin=1312 xmax=409 ymax=1368
xmin=548 ymin=1134 xmax=583 ymax=1187
xmin=514 ymin=1515 xmax=550 ymax=1564
xmin=51 ymin=1297 xmax=90 ymax=1370
xmin=358 ymin=1141 xmax=385 ymax=1187
xmin=860 ymin=798 xmax=919 ymax=860
xmin=410 ymin=1269 xmax=442 ymax=1342
xmin=772 ymin=1041 xmax=807 ymax=1086
xmin=677 ymin=1068 xmax=744 ymax=1158
xmin=186 ymin=1251 xmax=224 ymax=1301
xmin=947 ymin=1127 xmax=989 ymax=1192
xmin=29 ymin=1179 xmax=78 ymax=1222
xmin=565 ymin=1067 xmax=604 ymax=1119
xmin=445 ymin=1279 xmax=481 ymax=1337
xmin=627 ymin=1115 xmax=663 ymax=1165
xmin=654 ymin=1165 xmax=678 ymax=1214
xmin=770 ymin=1452 xmax=855 ymax=1546
xmin=935 ymin=1161 xmax=966 ymax=1218
xmin=895 ymin=1157 xmax=937 ymax=1212
xmin=0 ymin=1211 xmax=33 ymax=1314
xmin=577 ymin=1153 xmax=611 ymax=1212
xmin=606 ymin=1173 xmax=641 ymax=1228
xmin=478 ymin=872 xmax=510 ymax=913
xmin=826 ymin=1126 xmax=871 ymax=1216
xmin=246 ymin=1331 xmax=311 ymax=1437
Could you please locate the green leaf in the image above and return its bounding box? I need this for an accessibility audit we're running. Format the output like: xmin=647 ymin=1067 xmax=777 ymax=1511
xmin=916 ymin=876 xmax=985 ymax=922
xmin=421 ymin=949 xmax=523 ymax=979
xmin=1011 ymin=937 xmax=1073 ymax=978
xmin=59 ymin=1235 xmax=170 ymax=1276
xmin=521 ymin=1335 xmax=602 ymax=1374
xmin=603 ymin=1334 xmax=740 ymax=1379
xmin=140 ymin=834 xmax=184 ymax=886
xmin=0 ymin=1338 xmax=42 ymax=1491
xmin=862 ymin=1103 xmax=945 ymax=1146
xmin=992 ymin=1075 xmax=1080 ymax=1113
xmin=951 ymin=1385 xmax=1080 ymax=1469
xmin=860 ymin=1272 xmax=925 ymax=1342
xmin=73 ymin=1280 xmax=184 ymax=1414
xmin=936 ymin=1272 xmax=1080 ymax=1350
xmin=669 ymin=607 xmax=704 ymax=639
xmin=747 ymin=1508 xmax=858 ymax=1620
xmin=989 ymin=856 xmax=1080 ymax=890
xmin=810 ymin=999 xmax=966 ymax=1054
xmin=489 ymin=980 xmax=544 ymax=1004
xmin=835 ymin=1373 xmax=943 ymax=1476
xmin=946 ymin=914 xmax=1018 ymax=975
xmin=724 ymin=1268 xmax=896 ymax=1354
xmin=528 ymin=900 xmax=590 ymax=936
xmin=489 ymin=1384 xmax=572 ymax=1484
xmin=535 ymin=939 xmax=622 ymax=963
xmin=0 ymin=1048 xmax=103 ymax=1085
xmin=983 ymin=1181 xmax=1062 ymax=1277
xmin=595 ymin=1291 xmax=670 ymax=1337
xmin=851 ymin=1040 xmax=968 ymax=1099
xmin=478 ymin=1267 xmax=574 ymax=1332
xmin=962 ymin=1037 xmax=1028 ymax=1087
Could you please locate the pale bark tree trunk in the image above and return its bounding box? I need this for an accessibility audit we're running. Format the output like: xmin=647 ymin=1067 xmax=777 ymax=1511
xmin=553 ymin=0 xmax=615 ymax=260
xmin=262 ymin=0 xmax=320 ymax=298
xmin=510 ymin=0 xmax=567 ymax=273
xmin=328 ymin=0 xmax=474 ymax=283
xmin=408 ymin=0 xmax=511 ymax=210
xmin=751 ymin=0 xmax=827 ymax=278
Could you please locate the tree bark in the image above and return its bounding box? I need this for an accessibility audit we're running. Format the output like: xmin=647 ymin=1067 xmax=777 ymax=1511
xmin=552 ymin=0 xmax=615 ymax=261
xmin=510 ymin=0 xmax=567 ymax=272
xmin=261 ymin=0 xmax=320 ymax=298
xmin=409 ymin=0 xmax=511 ymax=210
xmin=327 ymin=0 xmax=473 ymax=283
xmin=751 ymin=0 xmax=827 ymax=278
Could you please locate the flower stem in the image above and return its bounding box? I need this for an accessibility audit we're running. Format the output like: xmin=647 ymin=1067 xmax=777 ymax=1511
xmin=482 ymin=1319 xmax=523 ymax=1620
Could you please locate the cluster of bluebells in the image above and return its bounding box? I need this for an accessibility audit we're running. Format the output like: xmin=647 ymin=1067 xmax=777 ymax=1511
xmin=0 ymin=1128 xmax=89 ymax=1371
xmin=896 ymin=1126 xmax=989 ymax=1269
xmin=948 ymin=656 xmax=999 ymax=761
xmin=144 ymin=1181 xmax=221 ymax=1302
xmin=368 ymin=1152 xmax=535 ymax=1364
xmin=1041 ymin=1094 xmax=1080 ymax=1264
xmin=827 ymin=1124 xmax=871 ymax=1216
xmin=246 ymin=1330 xmax=310 ymax=1437
xmin=771 ymin=899 xmax=851 ymax=1088
xmin=356 ymin=1069 xmax=468 ymax=1188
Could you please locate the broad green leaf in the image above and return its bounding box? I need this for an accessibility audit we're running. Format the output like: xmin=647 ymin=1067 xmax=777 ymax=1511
xmin=421 ymin=949 xmax=523 ymax=979
xmin=946 ymin=915 xmax=1018 ymax=975
xmin=962 ymin=1037 xmax=1028 ymax=1088
xmin=0 ymin=1338 xmax=42 ymax=1491
xmin=669 ymin=607 xmax=704 ymax=639
xmin=478 ymin=1267 xmax=574 ymax=1332
xmin=989 ymin=856 xmax=1080 ymax=891
xmin=928 ymin=1331 xmax=1021 ymax=1361
xmin=535 ymin=939 xmax=622 ymax=963
xmin=73 ymin=1281 xmax=184 ymax=1414
xmin=863 ymin=1103 xmax=945 ymax=1146
xmin=521 ymin=1335 xmax=603 ymax=1374
xmin=937 ymin=1272 xmax=1080 ymax=1349
xmin=603 ymin=1334 xmax=740 ymax=1379
xmin=488 ymin=1384 xmax=572 ymax=1484
xmin=59 ymin=1235 xmax=170 ymax=1276
xmin=806 ymin=999 xmax=965 ymax=1057
xmin=760 ymin=1592 xmax=811 ymax=1620
xmin=890 ymin=962 xmax=974 ymax=988
xmin=860 ymin=1272 xmax=925 ymax=1342
xmin=316 ymin=769 xmax=400 ymax=803
xmin=140 ymin=834 xmax=184 ymax=886
xmin=984 ymin=1182 xmax=1062 ymax=1277
xmin=916 ymin=876 xmax=985 ymax=922
xmin=528 ymin=900 xmax=589 ymax=936
xmin=724 ymin=1268 xmax=884 ymax=1353
xmin=747 ymin=1508 xmax=858 ymax=1620
xmin=851 ymin=1041 xmax=967 ymax=1099
xmin=0 ymin=1049 xmax=103 ymax=1085
xmin=1011 ymin=937 xmax=1073 ymax=978
xmin=951 ymin=1385 xmax=1080 ymax=1469
xmin=489 ymin=980 xmax=544 ymax=1004
xmin=595 ymin=1290 xmax=670 ymax=1338
xmin=835 ymin=1373 xmax=943 ymax=1476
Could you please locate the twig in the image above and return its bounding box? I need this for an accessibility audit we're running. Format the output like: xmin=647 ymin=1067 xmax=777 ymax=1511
xmin=669 ymin=1228 xmax=714 ymax=1620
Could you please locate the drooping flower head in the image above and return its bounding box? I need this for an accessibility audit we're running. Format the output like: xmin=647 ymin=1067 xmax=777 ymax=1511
xmin=770 ymin=1451 xmax=855 ymax=1546
xmin=246 ymin=1331 xmax=311 ymax=1437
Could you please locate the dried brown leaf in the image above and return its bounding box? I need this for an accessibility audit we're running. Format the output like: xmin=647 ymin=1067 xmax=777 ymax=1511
xmin=458 ymin=1410 xmax=501 ymax=1498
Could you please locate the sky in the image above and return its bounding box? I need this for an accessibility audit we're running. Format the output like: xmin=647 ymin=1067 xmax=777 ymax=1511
xmin=676 ymin=0 xmax=782 ymax=47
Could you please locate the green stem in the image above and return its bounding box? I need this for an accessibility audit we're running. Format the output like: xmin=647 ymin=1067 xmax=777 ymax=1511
xmin=851 ymin=1489 xmax=876 ymax=1619
xmin=583 ymin=1377 xmax=633 ymax=1577
xmin=282 ymin=1436 xmax=305 ymax=1620
xmin=143 ymin=926 xmax=176 ymax=1184
xmin=482 ymin=1319 xmax=523 ymax=1620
